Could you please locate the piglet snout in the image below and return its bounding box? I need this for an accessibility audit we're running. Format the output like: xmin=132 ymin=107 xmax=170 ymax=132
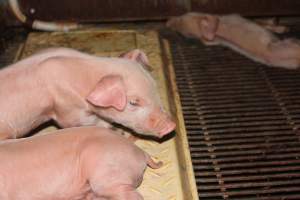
xmin=147 ymin=109 xmax=176 ymax=137
xmin=158 ymin=118 xmax=176 ymax=137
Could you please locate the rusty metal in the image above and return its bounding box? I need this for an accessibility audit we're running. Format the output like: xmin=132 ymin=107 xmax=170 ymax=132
xmin=11 ymin=0 xmax=300 ymax=25
xmin=1 ymin=0 xmax=300 ymax=27
xmin=191 ymin=0 xmax=300 ymax=16
xmin=8 ymin=0 xmax=80 ymax=31
xmin=162 ymin=24 xmax=300 ymax=199
xmin=18 ymin=0 xmax=187 ymax=22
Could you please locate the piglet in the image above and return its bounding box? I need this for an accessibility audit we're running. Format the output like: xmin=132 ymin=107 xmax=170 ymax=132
xmin=0 ymin=47 xmax=176 ymax=140
xmin=167 ymin=12 xmax=300 ymax=69
xmin=0 ymin=126 xmax=162 ymax=200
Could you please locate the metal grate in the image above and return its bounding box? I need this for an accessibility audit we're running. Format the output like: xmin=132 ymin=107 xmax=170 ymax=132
xmin=163 ymin=25 xmax=300 ymax=200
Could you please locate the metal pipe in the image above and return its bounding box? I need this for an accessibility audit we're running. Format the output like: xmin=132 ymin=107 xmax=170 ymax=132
xmin=8 ymin=0 xmax=79 ymax=31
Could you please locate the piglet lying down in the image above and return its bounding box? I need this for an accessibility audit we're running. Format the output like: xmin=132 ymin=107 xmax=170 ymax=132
xmin=167 ymin=12 xmax=300 ymax=69
xmin=0 ymin=47 xmax=176 ymax=140
xmin=0 ymin=126 xmax=161 ymax=200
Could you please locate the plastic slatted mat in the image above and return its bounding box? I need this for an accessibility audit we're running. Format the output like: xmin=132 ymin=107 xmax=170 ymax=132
xmin=163 ymin=25 xmax=300 ymax=200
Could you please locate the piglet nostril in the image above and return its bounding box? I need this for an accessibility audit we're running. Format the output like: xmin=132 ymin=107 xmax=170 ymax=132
xmin=158 ymin=120 xmax=176 ymax=137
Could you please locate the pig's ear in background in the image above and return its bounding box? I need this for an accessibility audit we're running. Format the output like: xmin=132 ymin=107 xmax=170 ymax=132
xmin=198 ymin=15 xmax=219 ymax=41
xmin=86 ymin=75 xmax=127 ymax=111
xmin=119 ymin=49 xmax=153 ymax=71
xmin=166 ymin=17 xmax=178 ymax=29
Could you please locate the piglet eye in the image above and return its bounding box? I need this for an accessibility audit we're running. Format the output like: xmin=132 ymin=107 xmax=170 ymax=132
xmin=129 ymin=99 xmax=139 ymax=106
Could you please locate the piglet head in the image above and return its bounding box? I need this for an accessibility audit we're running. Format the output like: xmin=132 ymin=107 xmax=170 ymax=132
xmin=167 ymin=12 xmax=219 ymax=42
xmin=86 ymin=49 xmax=176 ymax=138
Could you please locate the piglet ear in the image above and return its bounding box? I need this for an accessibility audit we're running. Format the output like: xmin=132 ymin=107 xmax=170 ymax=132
xmin=166 ymin=17 xmax=179 ymax=29
xmin=119 ymin=49 xmax=153 ymax=71
xmin=198 ymin=15 xmax=219 ymax=41
xmin=86 ymin=75 xmax=127 ymax=111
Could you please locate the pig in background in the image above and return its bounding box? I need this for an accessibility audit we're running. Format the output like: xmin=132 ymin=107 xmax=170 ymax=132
xmin=0 ymin=47 xmax=176 ymax=140
xmin=0 ymin=126 xmax=162 ymax=200
xmin=167 ymin=12 xmax=300 ymax=70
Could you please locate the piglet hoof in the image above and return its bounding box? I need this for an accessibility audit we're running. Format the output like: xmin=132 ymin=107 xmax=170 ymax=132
xmin=147 ymin=155 xmax=163 ymax=169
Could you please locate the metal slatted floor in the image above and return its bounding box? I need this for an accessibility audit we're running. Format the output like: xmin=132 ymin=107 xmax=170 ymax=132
xmin=163 ymin=26 xmax=300 ymax=199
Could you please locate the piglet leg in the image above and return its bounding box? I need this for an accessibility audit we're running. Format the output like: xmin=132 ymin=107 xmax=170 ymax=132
xmin=84 ymin=193 xmax=105 ymax=200
xmin=145 ymin=153 xmax=163 ymax=169
xmin=267 ymin=38 xmax=300 ymax=69
xmin=95 ymin=185 xmax=143 ymax=200
xmin=255 ymin=18 xmax=289 ymax=34
xmin=262 ymin=24 xmax=289 ymax=34
xmin=110 ymin=186 xmax=143 ymax=200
